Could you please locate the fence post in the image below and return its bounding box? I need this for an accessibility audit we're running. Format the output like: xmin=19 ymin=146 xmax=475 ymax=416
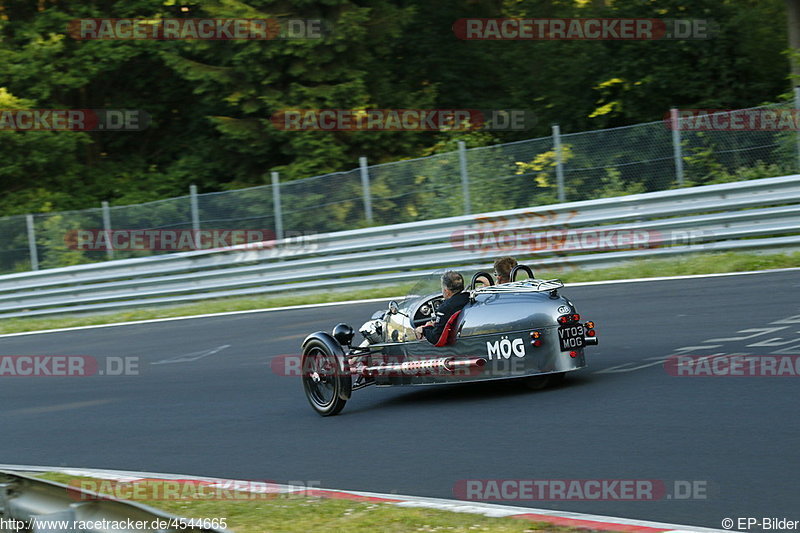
xmin=458 ymin=141 xmax=472 ymax=215
xmin=101 ymin=201 xmax=114 ymax=259
xmin=794 ymin=87 xmax=800 ymax=172
xmin=359 ymin=156 xmax=373 ymax=224
xmin=271 ymin=171 xmax=284 ymax=241
xmin=25 ymin=214 xmax=38 ymax=271
xmin=190 ymin=184 xmax=200 ymax=232
xmin=552 ymin=124 xmax=566 ymax=203
xmin=670 ymin=107 xmax=685 ymax=186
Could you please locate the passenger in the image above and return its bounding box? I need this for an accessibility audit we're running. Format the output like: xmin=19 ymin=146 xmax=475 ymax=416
xmin=414 ymin=271 xmax=470 ymax=344
xmin=493 ymin=256 xmax=518 ymax=284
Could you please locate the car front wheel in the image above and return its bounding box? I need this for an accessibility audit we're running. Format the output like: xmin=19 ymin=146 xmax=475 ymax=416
xmin=301 ymin=339 xmax=350 ymax=416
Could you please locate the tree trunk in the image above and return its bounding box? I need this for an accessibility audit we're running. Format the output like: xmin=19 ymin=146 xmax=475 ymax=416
xmin=787 ymin=0 xmax=800 ymax=86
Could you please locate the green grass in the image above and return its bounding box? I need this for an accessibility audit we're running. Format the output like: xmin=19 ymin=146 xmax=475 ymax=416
xmin=3 ymin=251 xmax=798 ymax=335
xmin=35 ymin=473 xmax=584 ymax=533
xmin=553 ymin=250 xmax=800 ymax=283
xmin=0 ymin=285 xmax=416 ymax=335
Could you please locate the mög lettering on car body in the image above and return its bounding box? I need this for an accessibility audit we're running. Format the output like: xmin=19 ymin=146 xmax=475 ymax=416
xmin=486 ymin=337 xmax=526 ymax=359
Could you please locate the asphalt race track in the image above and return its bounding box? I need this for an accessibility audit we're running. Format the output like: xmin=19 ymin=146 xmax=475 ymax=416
xmin=0 ymin=270 xmax=798 ymax=529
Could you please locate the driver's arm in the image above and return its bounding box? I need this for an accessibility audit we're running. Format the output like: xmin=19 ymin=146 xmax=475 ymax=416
xmin=421 ymin=310 xmax=448 ymax=344
xmin=414 ymin=321 xmax=434 ymax=340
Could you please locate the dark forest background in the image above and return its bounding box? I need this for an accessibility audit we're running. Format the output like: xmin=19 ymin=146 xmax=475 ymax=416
xmin=0 ymin=0 xmax=792 ymax=216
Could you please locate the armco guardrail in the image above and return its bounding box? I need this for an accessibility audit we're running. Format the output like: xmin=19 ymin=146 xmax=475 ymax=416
xmin=0 ymin=175 xmax=798 ymax=319
xmin=0 ymin=470 xmax=227 ymax=533
xmin=6 ymin=102 xmax=793 ymax=274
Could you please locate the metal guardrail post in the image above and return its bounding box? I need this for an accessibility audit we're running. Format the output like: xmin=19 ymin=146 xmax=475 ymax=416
xmin=458 ymin=141 xmax=472 ymax=215
xmin=552 ymin=124 xmax=566 ymax=203
xmin=101 ymin=201 xmax=114 ymax=260
xmin=0 ymin=175 xmax=798 ymax=317
xmin=359 ymin=156 xmax=374 ymax=224
xmin=0 ymin=470 xmax=229 ymax=533
xmin=25 ymin=215 xmax=38 ymax=271
xmin=671 ymin=107 xmax=685 ymax=186
xmin=190 ymin=184 xmax=200 ymax=232
xmin=271 ymin=171 xmax=284 ymax=241
xmin=794 ymin=87 xmax=800 ymax=172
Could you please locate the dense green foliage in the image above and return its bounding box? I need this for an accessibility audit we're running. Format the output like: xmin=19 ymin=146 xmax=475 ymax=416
xmin=0 ymin=0 xmax=791 ymax=217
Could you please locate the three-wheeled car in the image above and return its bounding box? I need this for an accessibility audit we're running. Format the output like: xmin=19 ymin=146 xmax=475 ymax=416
xmin=300 ymin=265 xmax=597 ymax=415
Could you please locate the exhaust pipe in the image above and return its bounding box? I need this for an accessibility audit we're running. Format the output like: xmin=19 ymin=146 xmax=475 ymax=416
xmin=444 ymin=357 xmax=487 ymax=371
xmin=360 ymin=357 xmax=487 ymax=377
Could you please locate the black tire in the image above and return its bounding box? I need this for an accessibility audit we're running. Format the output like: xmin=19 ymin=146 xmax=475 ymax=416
xmin=301 ymin=339 xmax=350 ymax=416
xmin=522 ymin=374 xmax=551 ymax=390
xmin=522 ymin=372 xmax=566 ymax=390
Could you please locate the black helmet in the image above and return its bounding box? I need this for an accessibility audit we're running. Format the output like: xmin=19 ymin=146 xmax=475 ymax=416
xmin=332 ymin=323 xmax=354 ymax=346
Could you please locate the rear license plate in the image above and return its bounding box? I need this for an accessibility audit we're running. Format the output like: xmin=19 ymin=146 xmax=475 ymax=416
xmin=558 ymin=325 xmax=585 ymax=351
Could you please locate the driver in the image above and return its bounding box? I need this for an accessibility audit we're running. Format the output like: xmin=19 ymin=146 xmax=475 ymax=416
xmin=414 ymin=271 xmax=470 ymax=344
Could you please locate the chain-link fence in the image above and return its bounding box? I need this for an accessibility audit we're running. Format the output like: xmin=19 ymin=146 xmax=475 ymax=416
xmin=3 ymin=102 xmax=798 ymax=274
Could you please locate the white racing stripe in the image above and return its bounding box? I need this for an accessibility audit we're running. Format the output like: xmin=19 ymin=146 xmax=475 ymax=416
xmin=0 ymin=266 xmax=797 ymax=339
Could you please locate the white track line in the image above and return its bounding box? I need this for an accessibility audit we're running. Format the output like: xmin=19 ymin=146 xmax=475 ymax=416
xmin=567 ymin=266 xmax=800 ymax=287
xmin=0 ymin=297 xmax=394 ymax=338
xmin=1 ymin=267 xmax=797 ymax=339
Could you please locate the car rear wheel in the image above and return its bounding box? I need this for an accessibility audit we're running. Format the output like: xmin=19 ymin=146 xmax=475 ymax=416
xmin=522 ymin=375 xmax=551 ymax=390
xmin=521 ymin=372 xmax=566 ymax=390
xmin=302 ymin=339 xmax=350 ymax=416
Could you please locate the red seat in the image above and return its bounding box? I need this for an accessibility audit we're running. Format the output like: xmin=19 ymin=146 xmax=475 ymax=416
xmin=434 ymin=310 xmax=462 ymax=347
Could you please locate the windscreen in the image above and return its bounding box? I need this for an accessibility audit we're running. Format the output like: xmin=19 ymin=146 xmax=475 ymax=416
xmin=403 ymin=268 xmax=447 ymax=309
xmin=404 ymin=267 xmax=496 ymax=308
